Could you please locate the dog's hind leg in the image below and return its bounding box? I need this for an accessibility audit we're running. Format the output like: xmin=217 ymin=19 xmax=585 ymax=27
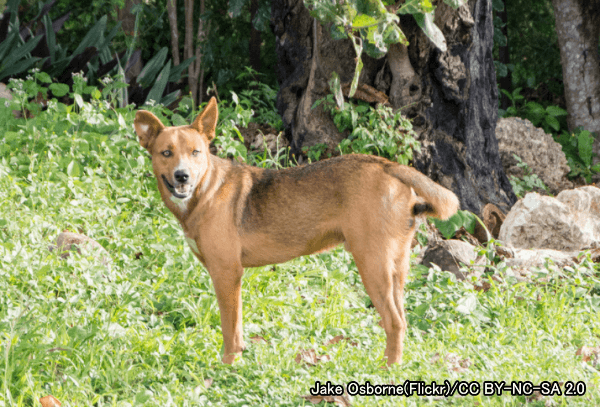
xmin=350 ymin=241 xmax=409 ymax=365
xmin=208 ymin=263 xmax=246 ymax=364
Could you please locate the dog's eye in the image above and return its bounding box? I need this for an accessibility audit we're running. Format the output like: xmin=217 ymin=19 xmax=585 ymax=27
xmin=161 ymin=150 xmax=172 ymax=157
xmin=192 ymin=150 xmax=201 ymax=156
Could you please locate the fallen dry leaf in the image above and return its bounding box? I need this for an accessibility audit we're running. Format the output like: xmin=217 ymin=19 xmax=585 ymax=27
xmin=576 ymin=346 xmax=600 ymax=366
xmin=295 ymin=349 xmax=331 ymax=365
xmin=39 ymin=395 xmax=61 ymax=407
xmin=250 ymin=335 xmax=267 ymax=344
xmin=431 ymin=352 xmax=471 ymax=373
xmin=474 ymin=281 xmax=492 ymax=292
xmin=326 ymin=335 xmax=358 ymax=347
xmin=301 ymin=394 xmax=351 ymax=406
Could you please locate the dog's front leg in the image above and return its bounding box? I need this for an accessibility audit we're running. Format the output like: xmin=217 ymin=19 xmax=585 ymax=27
xmin=208 ymin=263 xmax=245 ymax=364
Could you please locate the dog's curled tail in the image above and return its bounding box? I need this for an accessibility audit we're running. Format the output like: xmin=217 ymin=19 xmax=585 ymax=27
xmin=387 ymin=165 xmax=460 ymax=220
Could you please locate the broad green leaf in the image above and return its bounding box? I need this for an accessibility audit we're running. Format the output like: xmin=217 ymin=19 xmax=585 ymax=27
xmin=578 ymin=130 xmax=594 ymax=167
xmin=74 ymin=94 xmax=84 ymax=108
xmin=49 ymin=83 xmax=70 ymax=97
xmin=145 ymin=60 xmax=171 ymax=106
xmin=413 ymin=12 xmax=447 ymax=52
xmin=0 ymin=56 xmax=41 ymax=81
xmin=138 ymin=47 xmax=169 ymax=88
xmin=168 ymin=56 xmax=195 ymax=83
xmin=544 ymin=115 xmax=559 ymax=132
xmin=43 ymin=14 xmax=57 ymax=62
xmin=456 ymin=294 xmax=477 ymax=315
xmin=1 ymin=34 xmax=43 ymax=70
xmin=72 ymin=16 xmax=107 ymax=57
xmin=67 ymin=160 xmax=81 ymax=177
xmin=397 ymin=0 xmax=421 ymax=15
xmin=36 ymin=71 xmax=52 ymax=83
xmin=352 ymin=14 xmax=378 ymax=28
xmin=0 ymin=32 xmax=16 ymax=62
xmin=545 ymin=105 xmax=567 ymax=117
xmin=159 ymin=90 xmax=181 ymax=107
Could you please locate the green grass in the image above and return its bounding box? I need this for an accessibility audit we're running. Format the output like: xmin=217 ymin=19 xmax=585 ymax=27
xmin=1 ymin=88 xmax=600 ymax=406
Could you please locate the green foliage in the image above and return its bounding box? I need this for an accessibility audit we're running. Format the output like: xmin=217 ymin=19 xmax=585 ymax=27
xmin=313 ymin=95 xmax=421 ymax=165
xmin=506 ymin=0 xmax=562 ymax=97
xmin=0 ymin=0 xmax=43 ymax=81
xmin=302 ymin=143 xmax=329 ymax=163
xmin=508 ymin=155 xmax=549 ymax=198
xmin=305 ymin=0 xmax=464 ymax=96
xmin=432 ymin=210 xmax=478 ymax=240
xmin=556 ymin=128 xmax=600 ymax=183
xmin=500 ymin=87 xmax=568 ymax=134
xmin=1 ymin=74 xmax=600 ymax=406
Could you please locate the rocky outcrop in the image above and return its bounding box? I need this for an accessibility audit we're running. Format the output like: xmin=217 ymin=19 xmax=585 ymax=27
xmin=495 ymin=117 xmax=572 ymax=193
xmin=498 ymin=187 xmax=600 ymax=251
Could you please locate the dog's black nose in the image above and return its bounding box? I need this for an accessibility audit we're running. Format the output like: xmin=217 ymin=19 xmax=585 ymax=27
xmin=174 ymin=170 xmax=189 ymax=183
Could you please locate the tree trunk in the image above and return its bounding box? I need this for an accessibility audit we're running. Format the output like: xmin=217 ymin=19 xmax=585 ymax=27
xmin=183 ymin=0 xmax=206 ymax=105
xmin=167 ymin=0 xmax=180 ymax=67
xmin=116 ymin=0 xmax=141 ymax=36
xmin=496 ymin=2 xmax=511 ymax=110
xmin=271 ymin=0 xmax=516 ymax=215
xmin=551 ymin=0 xmax=600 ymax=156
xmin=249 ymin=0 xmax=262 ymax=74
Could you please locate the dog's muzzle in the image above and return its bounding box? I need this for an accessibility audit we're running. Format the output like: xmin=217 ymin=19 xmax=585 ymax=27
xmin=162 ymin=174 xmax=192 ymax=199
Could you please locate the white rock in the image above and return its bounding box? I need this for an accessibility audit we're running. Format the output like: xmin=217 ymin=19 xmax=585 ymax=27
xmin=499 ymin=187 xmax=600 ymax=251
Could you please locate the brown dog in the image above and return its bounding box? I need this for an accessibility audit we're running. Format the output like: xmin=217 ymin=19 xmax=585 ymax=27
xmin=134 ymin=97 xmax=459 ymax=365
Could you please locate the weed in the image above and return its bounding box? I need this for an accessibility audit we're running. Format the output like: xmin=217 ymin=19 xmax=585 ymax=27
xmin=509 ymin=155 xmax=549 ymax=198
xmin=1 ymin=81 xmax=599 ymax=406
xmin=500 ymin=87 xmax=568 ymax=135
xmin=314 ymin=94 xmax=421 ymax=165
xmin=555 ymin=127 xmax=600 ymax=183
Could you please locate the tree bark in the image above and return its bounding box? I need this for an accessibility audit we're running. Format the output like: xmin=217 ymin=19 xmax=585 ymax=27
xmin=249 ymin=0 xmax=262 ymax=74
xmin=183 ymin=0 xmax=206 ymax=105
xmin=496 ymin=2 xmax=511 ymax=110
xmin=167 ymin=0 xmax=180 ymax=67
xmin=551 ymin=0 xmax=600 ymax=136
xmin=116 ymin=0 xmax=141 ymax=36
xmin=271 ymin=0 xmax=516 ymax=215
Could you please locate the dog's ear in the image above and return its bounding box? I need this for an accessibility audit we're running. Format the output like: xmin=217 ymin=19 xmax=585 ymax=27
xmin=134 ymin=110 xmax=165 ymax=153
xmin=191 ymin=97 xmax=218 ymax=141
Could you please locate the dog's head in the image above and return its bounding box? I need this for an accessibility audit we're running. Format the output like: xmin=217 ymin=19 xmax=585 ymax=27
xmin=134 ymin=97 xmax=218 ymax=201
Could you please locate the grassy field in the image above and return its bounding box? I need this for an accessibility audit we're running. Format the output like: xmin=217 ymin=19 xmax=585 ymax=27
xmin=1 ymin=85 xmax=600 ymax=406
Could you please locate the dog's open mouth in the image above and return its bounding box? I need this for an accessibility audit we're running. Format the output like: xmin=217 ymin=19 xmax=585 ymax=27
xmin=162 ymin=175 xmax=192 ymax=199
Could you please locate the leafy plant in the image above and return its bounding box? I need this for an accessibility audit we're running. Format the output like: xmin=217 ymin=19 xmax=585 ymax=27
xmin=302 ymin=143 xmax=329 ymax=163
xmin=431 ymin=210 xmax=478 ymax=240
xmin=305 ymin=0 xmax=464 ymax=97
xmin=2 ymin=76 xmax=600 ymax=406
xmin=508 ymin=154 xmax=549 ymax=198
xmin=555 ymin=128 xmax=600 ymax=183
xmin=0 ymin=0 xmax=44 ymax=81
xmin=314 ymin=94 xmax=421 ymax=165
xmin=500 ymin=87 xmax=568 ymax=134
